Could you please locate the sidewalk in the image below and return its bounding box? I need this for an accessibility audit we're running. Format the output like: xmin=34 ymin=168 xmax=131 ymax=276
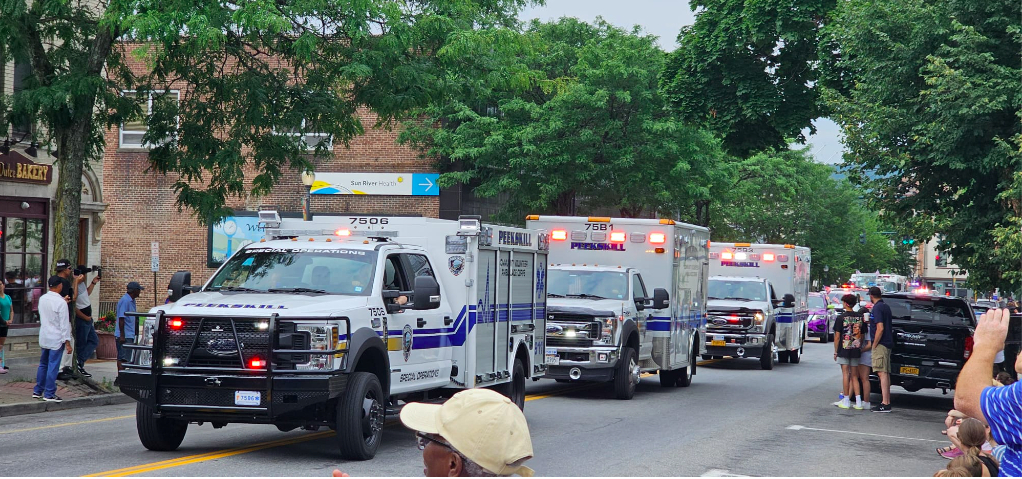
xmin=0 ymin=359 xmax=132 ymax=417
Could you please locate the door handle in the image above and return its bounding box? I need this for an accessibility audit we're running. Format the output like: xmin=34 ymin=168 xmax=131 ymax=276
xmin=444 ymin=316 xmax=453 ymax=326
xmin=417 ymin=318 xmax=427 ymax=328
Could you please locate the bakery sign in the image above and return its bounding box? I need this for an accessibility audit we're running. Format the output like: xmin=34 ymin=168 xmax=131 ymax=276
xmin=0 ymin=151 xmax=52 ymax=185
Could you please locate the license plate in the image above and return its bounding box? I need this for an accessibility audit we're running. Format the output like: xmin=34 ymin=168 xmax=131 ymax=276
xmin=711 ymin=340 xmax=726 ymax=347
xmin=545 ymin=348 xmax=559 ymax=366
xmin=900 ymin=366 xmax=920 ymax=376
xmin=713 ymin=335 xmax=725 ymax=341
xmin=235 ymin=391 xmax=261 ymax=406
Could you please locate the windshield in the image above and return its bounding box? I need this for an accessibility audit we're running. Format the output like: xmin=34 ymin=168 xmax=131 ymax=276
xmin=548 ymin=270 xmax=628 ymax=300
xmin=207 ymin=247 xmax=377 ymax=296
xmin=808 ymin=296 xmax=827 ymax=309
xmin=708 ymin=280 xmax=767 ymax=302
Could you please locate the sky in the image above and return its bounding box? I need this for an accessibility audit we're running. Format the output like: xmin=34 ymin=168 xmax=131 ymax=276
xmin=519 ymin=0 xmax=846 ymax=165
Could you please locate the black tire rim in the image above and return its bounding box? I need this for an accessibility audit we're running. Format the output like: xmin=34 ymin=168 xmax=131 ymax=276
xmin=361 ymin=391 xmax=384 ymax=447
xmin=513 ymin=369 xmax=525 ymax=406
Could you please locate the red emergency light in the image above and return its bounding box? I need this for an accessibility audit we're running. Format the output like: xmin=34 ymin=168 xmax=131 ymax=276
xmin=762 ymin=253 xmax=775 ymax=262
xmin=720 ymin=251 xmax=734 ymax=260
xmin=551 ymin=229 xmax=567 ymax=241
xmin=609 ymin=231 xmax=626 ymax=243
xmin=649 ymin=233 xmax=666 ymax=245
xmin=334 ymin=229 xmax=351 ymax=237
xmin=168 ymin=318 xmax=184 ymax=330
xmin=249 ymin=358 xmax=266 ymax=368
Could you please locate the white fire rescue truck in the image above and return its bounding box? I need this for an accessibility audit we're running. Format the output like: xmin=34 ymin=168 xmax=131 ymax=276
xmin=706 ymin=243 xmax=811 ymax=369
xmin=120 ymin=212 xmax=548 ymax=460
xmin=526 ymin=215 xmax=709 ymax=399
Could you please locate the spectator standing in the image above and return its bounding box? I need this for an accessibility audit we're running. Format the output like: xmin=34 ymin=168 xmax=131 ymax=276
xmin=52 ymin=259 xmax=77 ymax=378
xmin=834 ymin=294 xmax=865 ymax=409
xmin=0 ymin=280 xmax=11 ymax=373
xmin=73 ymin=266 xmax=100 ymax=377
xmin=858 ymin=309 xmax=873 ymax=411
xmin=334 ymin=388 xmax=535 ymax=477
xmin=954 ymin=308 xmax=1021 ymax=477
xmin=869 ymin=286 xmax=894 ymax=412
xmin=34 ymin=277 xmax=73 ymax=402
xmin=115 ymin=282 xmax=144 ymax=371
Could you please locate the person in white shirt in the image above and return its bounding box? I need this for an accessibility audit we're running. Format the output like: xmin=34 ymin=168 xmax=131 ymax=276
xmin=34 ymin=277 xmax=73 ymax=402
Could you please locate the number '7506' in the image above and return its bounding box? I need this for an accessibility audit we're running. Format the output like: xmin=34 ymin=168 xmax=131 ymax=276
xmin=350 ymin=217 xmax=389 ymax=225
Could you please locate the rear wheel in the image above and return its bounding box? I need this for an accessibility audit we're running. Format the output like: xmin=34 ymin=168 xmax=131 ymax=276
xmin=778 ymin=350 xmax=790 ymax=363
xmin=614 ymin=347 xmax=639 ymax=400
xmin=658 ymin=369 xmax=678 ymax=388
xmin=760 ymin=335 xmax=775 ymax=370
xmin=498 ymin=358 xmax=527 ymax=410
xmin=336 ymin=372 xmax=385 ymax=460
xmin=136 ymin=402 xmax=188 ymax=451
xmin=819 ymin=327 xmax=829 ymax=343
xmin=677 ymin=348 xmax=695 ymax=387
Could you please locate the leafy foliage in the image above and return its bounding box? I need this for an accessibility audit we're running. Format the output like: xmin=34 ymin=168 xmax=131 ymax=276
xmin=401 ymin=18 xmax=727 ymax=222
xmin=661 ymin=0 xmax=837 ymax=157
xmin=823 ymin=0 xmax=1022 ymax=292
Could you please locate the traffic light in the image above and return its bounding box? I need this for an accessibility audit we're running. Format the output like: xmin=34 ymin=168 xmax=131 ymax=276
xmin=859 ymin=233 xmax=866 ymax=244
xmin=901 ymin=236 xmax=915 ymax=245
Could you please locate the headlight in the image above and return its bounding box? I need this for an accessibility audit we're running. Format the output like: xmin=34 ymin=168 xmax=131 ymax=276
xmin=751 ymin=312 xmax=766 ymax=332
xmin=296 ymin=324 xmax=338 ymax=371
xmin=595 ymin=317 xmax=617 ymax=343
xmin=137 ymin=319 xmax=156 ymax=367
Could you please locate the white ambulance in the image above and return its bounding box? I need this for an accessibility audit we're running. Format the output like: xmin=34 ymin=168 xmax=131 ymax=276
xmin=706 ymin=243 xmax=811 ymax=369
xmin=526 ymin=215 xmax=709 ymax=399
xmin=119 ymin=212 xmax=548 ymax=460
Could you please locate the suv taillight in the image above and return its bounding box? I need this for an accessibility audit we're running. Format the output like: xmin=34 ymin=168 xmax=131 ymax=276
xmin=964 ymin=336 xmax=974 ymax=360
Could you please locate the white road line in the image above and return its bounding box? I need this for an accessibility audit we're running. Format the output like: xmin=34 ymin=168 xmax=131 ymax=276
xmin=787 ymin=424 xmax=944 ymax=443
xmin=702 ymin=469 xmax=750 ymax=477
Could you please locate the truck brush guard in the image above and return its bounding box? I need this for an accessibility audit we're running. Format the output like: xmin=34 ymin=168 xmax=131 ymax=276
xmin=121 ymin=310 xmax=351 ymax=418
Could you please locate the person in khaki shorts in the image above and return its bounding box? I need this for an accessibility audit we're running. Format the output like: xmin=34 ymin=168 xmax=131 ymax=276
xmin=869 ymin=286 xmax=894 ymax=412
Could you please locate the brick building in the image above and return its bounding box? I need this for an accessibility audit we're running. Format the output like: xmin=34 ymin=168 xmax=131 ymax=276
xmin=1 ymin=57 xmax=108 ymax=361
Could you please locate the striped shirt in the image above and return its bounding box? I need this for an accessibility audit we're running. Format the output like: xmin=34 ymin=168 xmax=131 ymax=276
xmin=981 ymin=383 xmax=1022 ymax=477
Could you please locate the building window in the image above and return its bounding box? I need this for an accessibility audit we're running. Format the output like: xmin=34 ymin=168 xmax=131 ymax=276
xmin=119 ymin=90 xmax=180 ymax=148
xmin=11 ymin=60 xmax=34 ymax=140
xmin=274 ymin=119 xmax=332 ymax=152
xmin=1 ymin=214 xmax=47 ymax=325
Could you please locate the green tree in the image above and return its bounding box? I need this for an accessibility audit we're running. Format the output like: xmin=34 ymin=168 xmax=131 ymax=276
xmin=661 ymin=0 xmax=837 ymax=157
xmin=823 ymin=0 xmax=1021 ymax=293
xmin=401 ymin=18 xmax=727 ymax=223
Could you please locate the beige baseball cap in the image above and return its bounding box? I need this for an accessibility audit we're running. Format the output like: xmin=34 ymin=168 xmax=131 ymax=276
xmin=400 ymin=388 xmax=534 ymax=477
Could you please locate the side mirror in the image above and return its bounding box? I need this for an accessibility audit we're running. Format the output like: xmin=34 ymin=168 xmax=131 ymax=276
xmin=412 ymin=276 xmax=441 ymax=311
xmin=168 ymin=271 xmax=192 ymax=302
xmin=782 ymin=293 xmax=796 ymax=308
xmin=634 ymin=298 xmax=646 ymax=311
xmin=652 ymin=288 xmax=670 ymax=310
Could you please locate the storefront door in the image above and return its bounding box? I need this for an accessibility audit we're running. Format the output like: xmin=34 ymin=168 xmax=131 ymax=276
xmin=0 ymin=197 xmax=48 ymax=326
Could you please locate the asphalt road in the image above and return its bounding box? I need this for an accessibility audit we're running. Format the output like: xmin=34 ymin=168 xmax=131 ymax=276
xmin=0 ymin=341 xmax=955 ymax=477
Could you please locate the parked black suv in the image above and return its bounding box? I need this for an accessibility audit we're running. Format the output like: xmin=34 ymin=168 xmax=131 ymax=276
xmin=869 ymin=293 xmax=975 ymax=395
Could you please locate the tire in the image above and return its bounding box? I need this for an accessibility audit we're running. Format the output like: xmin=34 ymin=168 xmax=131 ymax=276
xmin=614 ymin=347 xmax=639 ymax=400
xmin=701 ymin=354 xmax=712 ymax=361
xmin=336 ymin=372 xmax=385 ymax=460
xmin=819 ymin=328 xmax=829 ymax=344
xmin=136 ymin=402 xmax=188 ymax=451
xmin=676 ymin=348 xmax=695 ymax=387
xmin=498 ymin=358 xmax=527 ymax=410
xmin=778 ymin=350 xmax=790 ymax=363
xmin=790 ymin=334 xmax=804 ymax=364
xmin=658 ymin=369 xmax=678 ymax=387
xmin=760 ymin=334 xmax=775 ymax=370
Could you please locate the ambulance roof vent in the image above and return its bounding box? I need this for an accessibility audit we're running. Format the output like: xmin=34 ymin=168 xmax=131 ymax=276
xmin=257 ymin=210 xmax=281 ymax=228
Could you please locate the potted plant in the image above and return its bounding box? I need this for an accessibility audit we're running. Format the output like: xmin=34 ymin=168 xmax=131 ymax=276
xmin=95 ymin=311 xmax=118 ymax=360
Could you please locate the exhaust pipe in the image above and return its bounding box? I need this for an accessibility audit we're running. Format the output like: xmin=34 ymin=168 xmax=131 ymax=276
xmin=736 ymin=347 xmax=745 ymax=358
xmin=568 ymin=368 xmax=582 ymax=380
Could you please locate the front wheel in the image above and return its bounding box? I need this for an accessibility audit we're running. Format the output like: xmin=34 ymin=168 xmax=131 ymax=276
xmin=614 ymin=348 xmax=639 ymax=400
xmin=136 ymin=402 xmax=188 ymax=451
xmin=760 ymin=334 xmax=775 ymax=370
xmin=336 ymin=372 xmax=385 ymax=460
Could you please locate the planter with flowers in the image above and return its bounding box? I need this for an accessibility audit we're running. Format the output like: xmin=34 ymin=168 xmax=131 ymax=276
xmin=95 ymin=311 xmax=118 ymax=360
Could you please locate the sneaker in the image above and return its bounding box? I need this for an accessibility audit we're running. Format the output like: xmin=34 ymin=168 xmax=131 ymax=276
xmin=0 ymin=367 xmax=7 ymax=374
xmin=43 ymin=395 xmax=63 ymax=403
xmin=862 ymin=402 xmax=871 ymax=410
xmin=31 ymin=392 xmax=43 ymax=399
xmin=941 ymin=448 xmax=964 ymax=459
xmin=838 ymin=397 xmax=851 ymax=409
xmin=832 ymin=394 xmax=846 ymax=406
xmin=872 ymin=403 xmax=892 ymax=413
xmin=77 ymin=367 xmax=92 ymax=378
xmin=853 ymin=402 xmax=864 ymax=410
xmin=56 ymin=371 xmax=71 ymax=381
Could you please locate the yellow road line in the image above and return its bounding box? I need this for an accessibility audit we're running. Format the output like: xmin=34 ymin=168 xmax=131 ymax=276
xmin=84 ymin=431 xmax=334 ymax=477
xmin=0 ymin=414 xmax=134 ymax=435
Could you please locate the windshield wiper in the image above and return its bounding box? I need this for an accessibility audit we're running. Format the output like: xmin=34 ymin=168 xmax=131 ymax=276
xmin=209 ymin=286 xmax=263 ymax=293
xmin=708 ymin=296 xmax=722 ymax=300
xmin=723 ymin=297 xmax=754 ymax=301
xmin=566 ymin=293 xmax=608 ymax=300
xmin=268 ymin=287 xmax=328 ymax=294
xmin=547 ymin=293 xmax=566 ymax=298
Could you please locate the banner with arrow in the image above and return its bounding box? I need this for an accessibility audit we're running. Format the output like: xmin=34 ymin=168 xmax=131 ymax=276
xmin=309 ymin=172 xmax=440 ymax=196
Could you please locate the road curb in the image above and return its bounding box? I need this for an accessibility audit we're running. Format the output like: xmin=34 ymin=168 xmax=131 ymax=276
xmin=0 ymin=392 xmax=133 ymax=418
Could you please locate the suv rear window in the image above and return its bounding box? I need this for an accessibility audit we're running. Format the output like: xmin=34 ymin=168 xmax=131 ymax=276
xmin=886 ymin=297 xmax=975 ymax=327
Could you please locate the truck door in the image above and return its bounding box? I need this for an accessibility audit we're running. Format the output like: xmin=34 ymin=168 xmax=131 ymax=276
xmin=383 ymin=252 xmax=450 ymax=394
xmin=632 ymin=273 xmax=654 ymax=360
